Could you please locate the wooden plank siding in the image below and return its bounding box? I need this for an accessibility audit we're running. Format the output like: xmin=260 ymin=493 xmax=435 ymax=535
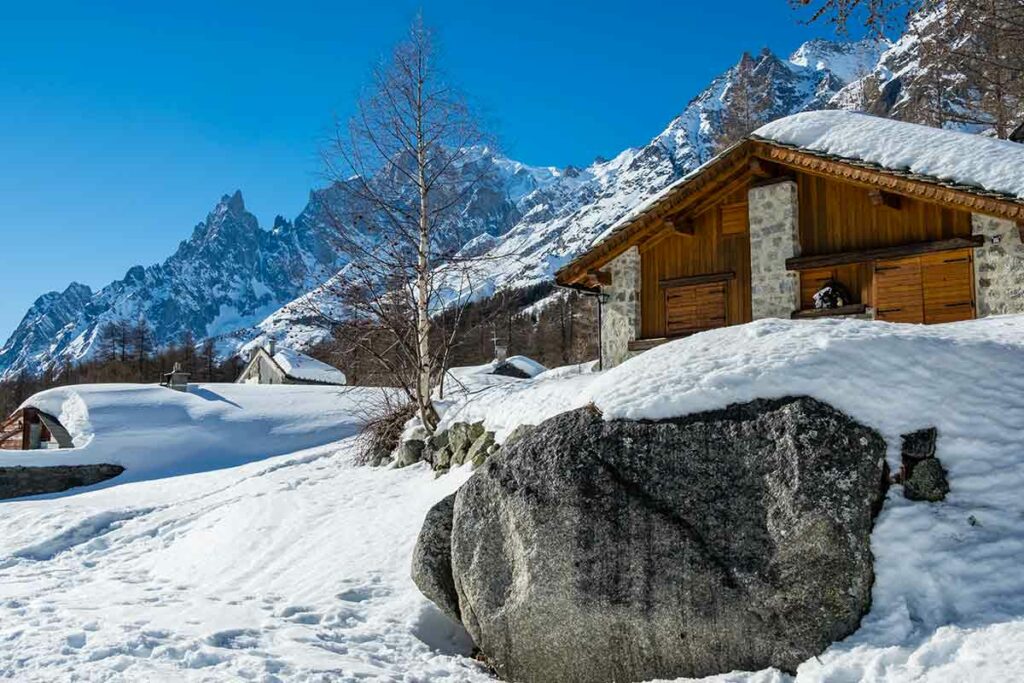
xmin=640 ymin=187 xmax=752 ymax=339
xmin=795 ymin=171 xmax=976 ymax=312
xmin=796 ymin=172 xmax=974 ymax=256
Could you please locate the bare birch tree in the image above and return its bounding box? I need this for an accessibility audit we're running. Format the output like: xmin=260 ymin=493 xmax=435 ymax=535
xmin=315 ymin=16 xmax=491 ymax=434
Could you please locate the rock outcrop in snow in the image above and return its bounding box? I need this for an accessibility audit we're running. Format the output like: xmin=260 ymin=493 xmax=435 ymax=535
xmin=415 ymin=397 xmax=889 ymax=682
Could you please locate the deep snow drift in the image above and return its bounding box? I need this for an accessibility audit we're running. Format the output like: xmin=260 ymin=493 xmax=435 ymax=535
xmin=3 ymin=315 xmax=1024 ymax=680
xmin=0 ymin=383 xmax=387 ymax=485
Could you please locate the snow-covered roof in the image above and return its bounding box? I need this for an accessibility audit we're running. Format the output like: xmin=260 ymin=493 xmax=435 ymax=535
xmin=753 ymin=111 xmax=1024 ymax=202
xmin=272 ymin=347 xmax=347 ymax=386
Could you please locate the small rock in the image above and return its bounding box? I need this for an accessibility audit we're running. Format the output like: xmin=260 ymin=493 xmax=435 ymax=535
xmin=467 ymin=431 xmax=495 ymax=469
xmin=433 ymin=445 xmax=453 ymax=469
xmin=904 ymin=458 xmax=950 ymax=502
xmin=411 ymin=494 xmax=460 ymax=622
xmin=394 ymin=439 xmax=425 ymax=468
xmin=901 ymin=428 xmax=937 ymax=461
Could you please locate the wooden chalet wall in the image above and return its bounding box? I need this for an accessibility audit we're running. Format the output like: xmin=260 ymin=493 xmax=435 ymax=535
xmin=639 ymin=186 xmax=752 ymax=339
xmin=793 ymin=172 xmax=976 ymax=312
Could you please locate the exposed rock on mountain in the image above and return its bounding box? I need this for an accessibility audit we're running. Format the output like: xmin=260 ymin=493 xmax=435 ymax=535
xmin=415 ymin=397 xmax=889 ymax=682
xmin=9 ymin=21 xmax=994 ymax=381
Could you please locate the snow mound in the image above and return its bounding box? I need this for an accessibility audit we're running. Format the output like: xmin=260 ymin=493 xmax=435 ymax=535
xmin=0 ymin=383 xmax=387 ymax=487
xmin=272 ymin=347 xmax=347 ymax=385
xmin=439 ymin=314 xmax=1024 ymax=680
xmin=754 ymin=110 xmax=1024 ymax=200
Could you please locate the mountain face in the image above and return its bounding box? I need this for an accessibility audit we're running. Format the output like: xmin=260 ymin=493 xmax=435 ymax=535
xmin=0 ymin=17 xmax=996 ymax=380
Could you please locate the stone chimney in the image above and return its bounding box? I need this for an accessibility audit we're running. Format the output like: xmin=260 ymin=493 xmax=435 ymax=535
xmin=267 ymin=338 xmax=276 ymax=357
xmin=164 ymin=362 xmax=190 ymax=392
xmin=495 ymin=344 xmax=508 ymax=363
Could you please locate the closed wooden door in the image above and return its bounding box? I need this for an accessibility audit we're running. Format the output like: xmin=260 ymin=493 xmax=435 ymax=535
xmin=921 ymin=251 xmax=974 ymax=323
xmin=874 ymin=249 xmax=974 ymax=324
xmin=874 ymin=257 xmax=924 ymax=323
xmin=665 ymin=282 xmax=727 ymax=336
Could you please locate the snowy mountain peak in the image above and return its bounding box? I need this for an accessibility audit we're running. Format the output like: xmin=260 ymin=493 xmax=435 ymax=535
xmin=789 ymin=37 xmax=889 ymax=82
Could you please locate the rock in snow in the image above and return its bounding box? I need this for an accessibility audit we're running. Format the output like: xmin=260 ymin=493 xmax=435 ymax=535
xmin=418 ymin=397 xmax=889 ymax=682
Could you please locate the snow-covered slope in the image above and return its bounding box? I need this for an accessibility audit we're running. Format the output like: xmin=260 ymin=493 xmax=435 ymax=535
xmin=440 ymin=313 xmax=1024 ymax=680
xmin=1 ymin=384 xmax=384 ymax=484
xmin=4 ymin=315 xmax=1024 ymax=680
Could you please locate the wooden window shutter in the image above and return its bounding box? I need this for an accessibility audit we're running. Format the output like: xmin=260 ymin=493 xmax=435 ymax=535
xmin=874 ymin=257 xmax=924 ymax=323
xmin=874 ymin=249 xmax=974 ymax=325
xmin=921 ymin=250 xmax=974 ymax=324
xmin=720 ymin=203 xmax=749 ymax=236
xmin=665 ymin=282 xmax=728 ymax=336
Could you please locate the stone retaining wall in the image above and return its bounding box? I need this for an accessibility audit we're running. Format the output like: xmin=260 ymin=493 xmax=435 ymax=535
xmin=0 ymin=465 xmax=124 ymax=500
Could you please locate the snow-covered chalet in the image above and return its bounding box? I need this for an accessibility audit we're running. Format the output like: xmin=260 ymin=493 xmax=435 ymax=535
xmin=556 ymin=111 xmax=1024 ymax=367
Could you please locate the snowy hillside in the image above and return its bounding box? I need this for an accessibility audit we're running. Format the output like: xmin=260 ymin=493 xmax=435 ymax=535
xmin=3 ymin=315 xmax=1024 ymax=680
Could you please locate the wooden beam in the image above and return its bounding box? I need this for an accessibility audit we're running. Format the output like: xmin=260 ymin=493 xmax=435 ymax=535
xmin=869 ymin=189 xmax=902 ymax=209
xmin=666 ymin=216 xmax=695 ymax=235
xmin=791 ymin=304 xmax=868 ymax=319
xmin=659 ymin=271 xmax=736 ymax=289
xmin=786 ymin=236 xmax=984 ymax=271
xmin=749 ymin=158 xmax=770 ymax=178
xmin=587 ymin=269 xmax=611 ymax=286
xmin=627 ymin=337 xmax=671 ymax=352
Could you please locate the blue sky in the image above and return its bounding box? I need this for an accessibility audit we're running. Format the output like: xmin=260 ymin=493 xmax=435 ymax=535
xmin=0 ymin=0 xmax=860 ymax=340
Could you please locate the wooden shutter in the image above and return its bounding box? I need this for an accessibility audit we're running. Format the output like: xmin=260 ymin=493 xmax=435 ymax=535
xmin=720 ymin=203 xmax=748 ymax=236
xmin=665 ymin=282 xmax=727 ymax=336
xmin=874 ymin=257 xmax=924 ymax=323
xmin=874 ymin=249 xmax=975 ymax=325
xmin=921 ymin=250 xmax=974 ymax=323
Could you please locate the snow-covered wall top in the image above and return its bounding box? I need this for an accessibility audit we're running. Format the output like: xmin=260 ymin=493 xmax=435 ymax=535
xmin=754 ymin=111 xmax=1024 ymax=200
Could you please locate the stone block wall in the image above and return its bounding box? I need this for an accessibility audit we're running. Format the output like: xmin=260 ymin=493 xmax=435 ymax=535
xmin=972 ymin=214 xmax=1024 ymax=317
xmin=600 ymin=246 xmax=641 ymax=369
xmin=748 ymin=181 xmax=801 ymax=319
xmin=0 ymin=464 xmax=124 ymax=500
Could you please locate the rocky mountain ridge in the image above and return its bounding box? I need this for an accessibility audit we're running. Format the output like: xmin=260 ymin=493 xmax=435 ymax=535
xmin=1 ymin=13 xmax=1004 ymax=380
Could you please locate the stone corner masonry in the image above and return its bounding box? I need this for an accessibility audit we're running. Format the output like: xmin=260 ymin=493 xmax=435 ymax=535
xmin=600 ymin=246 xmax=641 ymax=369
xmin=971 ymin=213 xmax=1024 ymax=317
xmin=748 ymin=180 xmax=801 ymax=320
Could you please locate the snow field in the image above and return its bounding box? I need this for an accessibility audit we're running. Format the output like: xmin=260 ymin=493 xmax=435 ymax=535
xmin=0 ymin=442 xmax=486 ymax=681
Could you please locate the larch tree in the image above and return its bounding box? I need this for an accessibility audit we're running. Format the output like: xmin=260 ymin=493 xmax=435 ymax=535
xmin=714 ymin=51 xmax=775 ymax=152
xmin=316 ymin=16 xmax=492 ymax=434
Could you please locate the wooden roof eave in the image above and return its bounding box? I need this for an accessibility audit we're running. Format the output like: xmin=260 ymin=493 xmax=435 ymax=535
xmin=555 ymin=142 xmax=755 ymax=286
xmin=750 ymin=139 xmax=1024 ymax=222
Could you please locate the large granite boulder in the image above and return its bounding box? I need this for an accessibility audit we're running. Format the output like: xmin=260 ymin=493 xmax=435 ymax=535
xmin=415 ymin=396 xmax=889 ymax=682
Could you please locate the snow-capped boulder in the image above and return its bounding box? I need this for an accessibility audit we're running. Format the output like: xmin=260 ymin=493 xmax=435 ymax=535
xmin=416 ymin=397 xmax=889 ymax=682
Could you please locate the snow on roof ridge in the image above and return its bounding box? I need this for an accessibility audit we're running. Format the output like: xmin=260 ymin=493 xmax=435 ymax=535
xmin=753 ymin=111 xmax=1024 ymax=201
xmin=272 ymin=347 xmax=347 ymax=385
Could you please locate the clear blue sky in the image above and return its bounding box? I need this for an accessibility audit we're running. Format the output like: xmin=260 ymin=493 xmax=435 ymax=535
xmin=0 ymin=0 xmax=857 ymax=340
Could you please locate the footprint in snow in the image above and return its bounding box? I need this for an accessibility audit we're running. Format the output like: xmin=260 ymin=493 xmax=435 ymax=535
xmin=206 ymin=628 xmax=262 ymax=650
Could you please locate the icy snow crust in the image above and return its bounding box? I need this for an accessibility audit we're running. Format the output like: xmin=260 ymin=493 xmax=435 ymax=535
xmin=754 ymin=110 xmax=1024 ymax=200
xmin=0 ymin=384 xmax=379 ymax=485
xmin=4 ymin=317 xmax=1024 ymax=680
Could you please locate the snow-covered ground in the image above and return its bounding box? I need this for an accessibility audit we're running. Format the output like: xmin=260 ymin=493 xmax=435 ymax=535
xmin=4 ymin=315 xmax=1024 ymax=680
